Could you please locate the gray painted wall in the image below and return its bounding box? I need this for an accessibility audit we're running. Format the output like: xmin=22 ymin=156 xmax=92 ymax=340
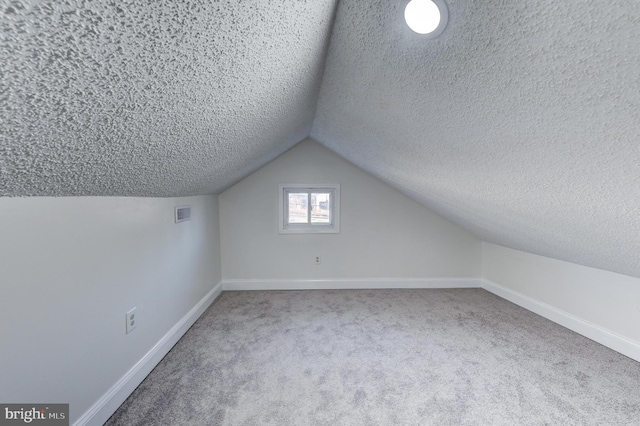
xmin=0 ymin=195 xmax=221 ymax=424
xmin=483 ymin=243 xmax=640 ymax=355
xmin=220 ymin=139 xmax=481 ymax=280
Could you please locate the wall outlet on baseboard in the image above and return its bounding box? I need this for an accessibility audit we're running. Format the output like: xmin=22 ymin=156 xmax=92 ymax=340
xmin=314 ymin=256 xmax=321 ymax=265
xmin=126 ymin=308 xmax=137 ymax=334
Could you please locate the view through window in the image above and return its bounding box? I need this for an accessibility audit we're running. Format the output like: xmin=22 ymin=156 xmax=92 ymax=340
xmin=287 ymin=192 xmax=330 ymax=224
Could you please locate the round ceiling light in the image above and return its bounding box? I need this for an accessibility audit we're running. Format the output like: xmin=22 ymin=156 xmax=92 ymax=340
xmin=404 ymin=0 xmax=448 ymax=37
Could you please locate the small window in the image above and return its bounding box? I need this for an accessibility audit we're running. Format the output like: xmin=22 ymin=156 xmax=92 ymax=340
xmin=279 ymin=184 xmax=340 ymax=234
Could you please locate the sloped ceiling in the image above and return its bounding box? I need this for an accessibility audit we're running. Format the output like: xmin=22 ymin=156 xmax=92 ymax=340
xmin=311 ymin=0 xmax=640 ymax=278
xmin=0 ymin=0 xmax=337 ymax=196
xmin=1 ymin=1 xmax=639 ymax=278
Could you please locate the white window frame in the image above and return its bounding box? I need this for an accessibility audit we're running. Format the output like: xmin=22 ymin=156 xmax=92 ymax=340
xmin=278 ymin=184 xmax=340 ymax=234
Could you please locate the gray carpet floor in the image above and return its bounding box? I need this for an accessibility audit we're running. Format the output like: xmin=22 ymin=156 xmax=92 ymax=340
xmin=105 ymin=289 xmax=640 ymax=425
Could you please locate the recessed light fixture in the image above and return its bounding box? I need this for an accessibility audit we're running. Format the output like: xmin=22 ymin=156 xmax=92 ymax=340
xmin=404 ymin=0 xmax=448 ymax=38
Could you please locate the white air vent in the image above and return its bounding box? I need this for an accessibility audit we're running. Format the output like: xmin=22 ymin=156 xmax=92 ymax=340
xmin=175 ymin=206 xmax=192 ymax=223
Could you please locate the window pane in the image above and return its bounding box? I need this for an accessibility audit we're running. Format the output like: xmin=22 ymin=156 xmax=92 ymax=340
xmin=288 ymin=193 xmax=308 ymax=223
xmin=311 ymin=192 xmax=331 ymax=224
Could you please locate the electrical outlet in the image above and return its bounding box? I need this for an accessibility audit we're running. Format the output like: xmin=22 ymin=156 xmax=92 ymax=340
xmin=314 ymin=256 xmax=321 ymax=265
xmin=126 ymin=308 xmax=137 ymax=334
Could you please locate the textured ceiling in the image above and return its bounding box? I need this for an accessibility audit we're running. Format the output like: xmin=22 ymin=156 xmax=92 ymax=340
xmin=311 ymin=0 xmax=640 ymax=278
xmin=2 ymin=0 xmax=639 ymax=278
xmin=0 ymin=0 xmax=337 ymax=196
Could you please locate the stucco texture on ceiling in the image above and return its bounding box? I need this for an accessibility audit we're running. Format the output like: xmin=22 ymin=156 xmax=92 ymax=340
xmin=0 ymin=0 xmax=337 ymax=196
xmin=311 ymin=0 xmax=640 ymax=277
xmin=2 ymin=0 xmax=639 ymax=279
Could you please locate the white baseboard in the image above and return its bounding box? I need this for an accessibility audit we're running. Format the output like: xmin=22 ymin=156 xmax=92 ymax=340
xmin=70 ymin=277 xmax=640 ymax=425
xmin=222 ymin=277 xmax=482 ymax=291
xmin=74 ymin=282 xmax=223 ymax=426
xmin=481 ymin=279 xmax=640 ymax=363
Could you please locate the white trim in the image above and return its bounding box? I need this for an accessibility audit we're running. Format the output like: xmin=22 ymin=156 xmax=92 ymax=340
xmin=74 ymin=282 xmax=223 ymax=426
xmin=481 ymin=279 xmax=640 ymax=363
xmin=70 ymin=277 xmax=640 ymax=425
xmin=222 ymin=278 xmax=481 ymax=291
xmin=278 ymin=184 xmax=340 ymax=234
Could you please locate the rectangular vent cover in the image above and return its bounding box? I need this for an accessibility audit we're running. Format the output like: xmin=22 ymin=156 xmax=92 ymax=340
xmin=175 ymin=206 xmax=192 ymax=223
